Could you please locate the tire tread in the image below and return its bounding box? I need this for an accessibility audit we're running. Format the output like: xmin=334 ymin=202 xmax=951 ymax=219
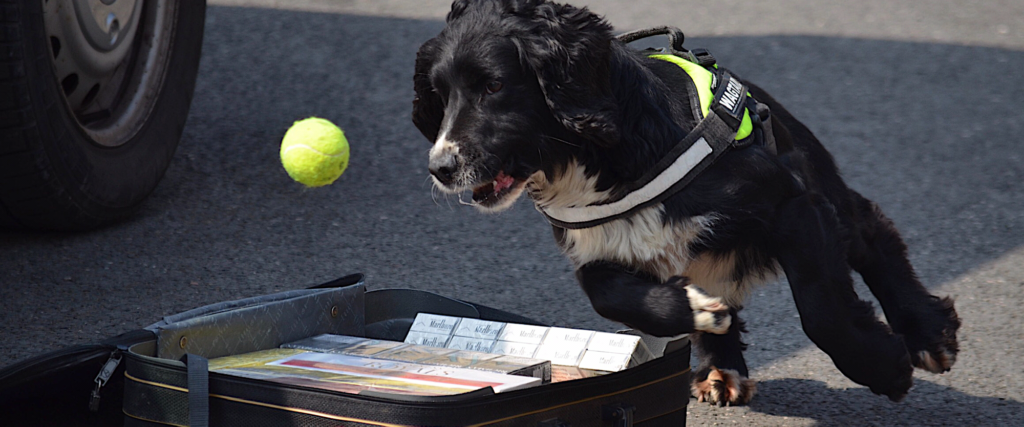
xmin=0 ymin=1 xmax=205 ymax=230
xmin=0 ymin=0 xmax=68 ymax=229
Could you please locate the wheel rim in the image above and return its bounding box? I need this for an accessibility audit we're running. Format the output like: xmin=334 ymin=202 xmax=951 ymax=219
xmin=43 ymin=0 xmax=177 ymax=148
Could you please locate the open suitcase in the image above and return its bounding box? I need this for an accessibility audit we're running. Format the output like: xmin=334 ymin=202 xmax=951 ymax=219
xmin=0 ymin=274 xmax=690 ymax=426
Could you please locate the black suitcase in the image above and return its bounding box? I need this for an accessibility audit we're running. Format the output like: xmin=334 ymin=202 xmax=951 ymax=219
xmin=1 ymin=274 xmax=690 ymax=426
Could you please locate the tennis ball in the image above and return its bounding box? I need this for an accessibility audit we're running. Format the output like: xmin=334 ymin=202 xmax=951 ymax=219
xmin=280 ymin=117 xmax=349 ymax=187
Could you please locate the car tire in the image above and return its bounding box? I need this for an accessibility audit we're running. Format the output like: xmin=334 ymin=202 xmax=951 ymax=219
xmin=0 ymin=0 xmax=206 ymax=231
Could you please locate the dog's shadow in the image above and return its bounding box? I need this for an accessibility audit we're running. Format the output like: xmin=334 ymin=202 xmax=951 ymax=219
xmin=745 ymin=378 xmax=1023 ymax=426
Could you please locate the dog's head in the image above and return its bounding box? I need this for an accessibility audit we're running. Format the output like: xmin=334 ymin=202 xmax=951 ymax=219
xmin=413 ymin=0 xmax=618 ymax=212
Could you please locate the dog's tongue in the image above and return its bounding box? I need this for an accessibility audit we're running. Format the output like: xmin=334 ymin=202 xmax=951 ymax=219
xmin=493 ymin=171 xmax=514 ymax=194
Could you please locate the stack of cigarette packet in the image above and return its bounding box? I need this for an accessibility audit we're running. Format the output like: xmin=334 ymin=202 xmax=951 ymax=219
xmin=405 ymin=313 xmax=653 ymax=374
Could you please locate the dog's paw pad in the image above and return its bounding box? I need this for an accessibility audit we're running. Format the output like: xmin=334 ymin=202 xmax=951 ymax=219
xmin=914 ymin=348 xmax=956 ymax=373
xmin=692 ymin=367 xmax=757 ymax=406
xmin=685 ymin=285 xmax=731 ymax=334
xmin=909 ymin=304 xmax=959 ymax=374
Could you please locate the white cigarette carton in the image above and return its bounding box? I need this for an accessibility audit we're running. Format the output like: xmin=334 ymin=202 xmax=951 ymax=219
xmin=446 ymin=336 xmax=495 ymax=353
xmin=404 ymin=331 xmax=451 ymax=348
xmin=490 ymin=341 xmax=539 ymax=358
xmin=409 ymin=313 xmax=461 ymax=335
xmin=453 ymin=318 xmax=505 ymax=340
xmin=578 ymin=350 xmax=631 ymax=372
xmin=534 ymin=345 xmax=586 ymax=366
xmin=496 ymin=324 xmax=548 ymax=344
xmin=584 ymin=332 xmax=653 ymax=368
xmin=542 ymin=327 xmax=594 ymax=347
xmin=586 ymin=332 xmax=640 ymax=354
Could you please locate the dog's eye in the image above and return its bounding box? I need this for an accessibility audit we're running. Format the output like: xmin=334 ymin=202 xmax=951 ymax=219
xmin=485 ymin=80 xmax=503 ymax=94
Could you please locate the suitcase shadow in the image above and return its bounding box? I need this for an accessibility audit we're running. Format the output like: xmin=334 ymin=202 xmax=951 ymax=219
xmin=746 ymin=378 xmax=1023 ymax=426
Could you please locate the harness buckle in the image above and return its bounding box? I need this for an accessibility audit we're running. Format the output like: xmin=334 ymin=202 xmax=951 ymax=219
xmin=690 ymin=48 xmax=717 ymax=67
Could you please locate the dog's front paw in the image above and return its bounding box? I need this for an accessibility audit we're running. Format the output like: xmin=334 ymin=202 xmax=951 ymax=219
xmin=684 ymin=285 xmax=731 ymax=334
xmin=866 ymin=348 xmax=914 ymax=402
xmin=909 ymin=296 xmax=960 ymax=374
xmin=913 ymin=341 xmax=957 ymax=374
xmin=692 ymin=367 xmax=757 ymax=406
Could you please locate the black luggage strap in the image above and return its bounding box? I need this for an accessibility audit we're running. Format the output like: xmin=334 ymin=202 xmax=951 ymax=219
xmin=186 ymin=353 xmax=210 ymax=427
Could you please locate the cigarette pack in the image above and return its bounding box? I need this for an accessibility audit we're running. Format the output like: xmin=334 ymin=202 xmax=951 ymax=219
xmin=534 ymin=345 xmax=587 ymax=366
xmin=490 ymin=341 xmax=539 ymax=358
xmin=578 ymin=350 xmax=631 ymax=372
xmin=542 ymin=327 xmax=594 ymax=347
xmin=400 ymin=314 xmax=657 ymax=383
xmin=409 ymin=313 xmax=461 ymax=335
xmin=446 ymin=336 xmax=495 ymax=353
xmin=586 ymin=332 xmax=640 ymax=354
xmin=453 ymin=318 xmax=505 ymax=340
xmin=403 ymin=331 xmax=451 ymax=348
xmin=584 ymin=332 xmax=653 ymax=368
xmin=496 ymin=323 xmax=548 ymax=344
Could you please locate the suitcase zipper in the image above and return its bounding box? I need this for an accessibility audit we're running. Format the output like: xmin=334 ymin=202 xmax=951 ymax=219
xmin=88 ymin=349 xmax=123 ymax=412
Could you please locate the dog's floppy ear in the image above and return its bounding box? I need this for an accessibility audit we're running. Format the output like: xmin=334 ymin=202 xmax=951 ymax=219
xmin=447 ymin=0 xmax=473 ymax=22
xmin=511 ymin=1 xmax=619 ymax=145
xmin=412 ymin=38 xmax=444 ymax=143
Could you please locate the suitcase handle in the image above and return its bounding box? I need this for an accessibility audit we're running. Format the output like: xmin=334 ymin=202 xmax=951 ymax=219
xmin=603 ymin=404 xmax=636 ymax=427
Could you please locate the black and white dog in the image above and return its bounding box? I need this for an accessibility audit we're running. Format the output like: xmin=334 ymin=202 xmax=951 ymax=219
xmin=412 ymin=0 xmax=960 ymax=405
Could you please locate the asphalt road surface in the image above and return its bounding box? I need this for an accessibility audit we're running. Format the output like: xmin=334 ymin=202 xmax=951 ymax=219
xmin=3 ymin=1 xmax=1023 ymax=425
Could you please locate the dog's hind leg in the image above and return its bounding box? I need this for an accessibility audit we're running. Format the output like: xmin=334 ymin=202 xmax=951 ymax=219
xmin=575 ymin=262 xmax=732 ymax=337
xmin=690 ymin=311 xmax=757 ymax=406
xmin=847 ymin=193 xmax=961 ymax=373
xmin=771 ymin=193 xmax=914 ymax=401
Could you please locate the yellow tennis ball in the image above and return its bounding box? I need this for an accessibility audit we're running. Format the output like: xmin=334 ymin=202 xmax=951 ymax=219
xmin=280 ymin=117 xmax=349 ymax=187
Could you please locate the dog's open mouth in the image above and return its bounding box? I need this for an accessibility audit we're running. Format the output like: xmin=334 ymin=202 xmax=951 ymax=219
xmin=471 ymin=171 xmax=526 ymax=208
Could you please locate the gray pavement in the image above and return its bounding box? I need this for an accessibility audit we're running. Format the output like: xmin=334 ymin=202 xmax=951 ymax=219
xmin=2 ymin=1 xmax=1023 ymax=425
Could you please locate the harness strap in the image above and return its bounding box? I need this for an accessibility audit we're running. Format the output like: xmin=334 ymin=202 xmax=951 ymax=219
xmin=537 ymin=30 xmax=775 ymax=230
xmin=539 ymin=107 xmax=740 ymax=229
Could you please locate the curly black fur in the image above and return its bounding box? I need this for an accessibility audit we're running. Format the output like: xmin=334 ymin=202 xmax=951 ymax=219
xmin=413 ymin=0 xmax=961 ymax=404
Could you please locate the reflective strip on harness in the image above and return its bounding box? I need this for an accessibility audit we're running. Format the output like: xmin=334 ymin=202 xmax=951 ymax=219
xmin=540 ymin=138 xmax=713 ymax=224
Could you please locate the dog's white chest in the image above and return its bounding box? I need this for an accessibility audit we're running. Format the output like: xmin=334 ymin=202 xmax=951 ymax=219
xmin=558 ymin=205 xmax=762 ymax=304
xmin=530 ymin=162 xmax=766 ymax=303
xmin=560 ymin=205 xmax=709 ymax=277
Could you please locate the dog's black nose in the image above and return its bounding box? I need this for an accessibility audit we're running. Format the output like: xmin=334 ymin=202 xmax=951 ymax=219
xmin=429 ymin=154 xmax=457 ymax=185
